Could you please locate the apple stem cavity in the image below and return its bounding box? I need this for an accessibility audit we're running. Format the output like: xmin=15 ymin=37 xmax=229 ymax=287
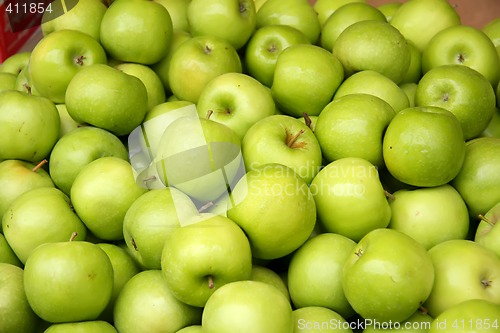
xmin=32 ymin=159 xmax=48 ymax=172
xmin=208 ymin=275 xmax=215 ymax=289
xmin=478 ymin=214 xmax=496 ymax=226
xmin=286 ymin=129 xmax=305 ymax=148
xmin=69 ymin=232 xmax=78 ymax=242
xmin=481 ymin=278 xmax=492 ymax=288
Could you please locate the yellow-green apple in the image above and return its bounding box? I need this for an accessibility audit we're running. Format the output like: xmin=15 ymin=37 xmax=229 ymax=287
xmin=100 ymin=0 xmax=173 ymax=64
xmin=272 ymin=44 xmax=344 ymax=117
xmin=177 ymin=326 xmax=203 ymax=333
xmin=310 ymin=157 xmax=391 ymax=242
xmin=241 ymin=115 xmax=322 ymax=184
xmin=343 ymin=228 xmax=434 ymax=322
xmin=483 ymin=18 xmax=500 ymax=59
xmin=65 ymin=64 xmax=148 ymax=136
xmin=320 ymin=2 xmax=386 ymax=52
xmin=49 ymin=126 xmax=129 ymax=195
xmin=313 ymin=0 xmax=366 ymax=26
xmin=161 ymin=213 xmax=253 ymax=307
xmin=333 ymin=20 xmax=410 ymax=84
xmin=0 ymin=233 xmax=22 ymax=267
xmin=377 ymin=2 xmax=401 ymax=22
xmin=389 ymin=0 xmax=460 ymax=52
xmin=0 ymin=90 xmax=60 ymax=162
xmin=168 ymin=35 xmax=242 ymax=103
xmin=250 ymin=265 xmax=289 ymax=301
xmin=256 ymin=0 xmax=321 ymax=44
xmin=71 ymin=157 xmax=147 ymax=241
xmin=187 ymin=0 xmax=256 ymax=50
xmin=400 ymin=83 xmax=417 ymax=107
xmin=2 ymin=187 xmax=87 ymax=264
xmin=43 ymin=321 xmax=118 ymax=333
xmin=401 ymin=41 xmax=422 ymax=84
xmin=428 ymin=299 xmax=500 ymax=333
xmin=227 ymin=163 xmax=316 ymax=259
xmin=333 ymin=70 xmax=409 ymax=112
xmin=0 ymin=72 xmax=16 ymax=92
xmin=0 ymin=263 xmax=39 ymax=333
xmin=482 ymin=108 xmax=500 ymax=137
xmin=422 ymin=25 xmax=500 ymax=87
xmin=0 ymin=51 xmax=30 ymax=75
xmin=123 ymin=187 xmax=199 ymax=270
xmin=113 ymin=270 xmax=202 ymax=333
xmin=55 ymin=104 xmax=83 ymax=138
xmin=383 ymin=106 xmax=465 ymax=187
xmin=362 ymin=309 xmax=433 ymax=333
xmin=196 ymin=72 xmax=276 ymax=139
xmin=114 ymin=63 xmax=166 ymax=110
xmin=415 ymin=64 xmax=496 ymax=140
xmin=154 ymin=0 xmax=191 ymax=32
xmin=315 ymin=93 xmax=395 ymax=168
xmin=288 ymin=233 xmax=357 ymax=319
xmin=451 ymin=137 xmax=500 ymax=218
xmin=294 ymin=306 xmax=353 ymax=333
xmin=23 ymin=240 xmax=114 ymax=323
xmin=29 ymin=29 xmax=107 ymax=103
xmin=424 ymin=239 xmax=500 ymax=317
xmin=41 ymin=0 xmax=107 ymax=41
xmin=388 ymin=184 xmax=469 ymax=250
xmin=0 ymin=159 xmax=54 ymax=225
xmin=245 ymin=25 xmax=310 ymax=87
xmin=475 ymin=201 xmax=500 ymax=258
xmin=202 ymin=280 xmax=294 ymax=333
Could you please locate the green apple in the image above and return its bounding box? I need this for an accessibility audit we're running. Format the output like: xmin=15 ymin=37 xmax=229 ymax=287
xmin=401 ymin=41 xmax=422 ymax=84
xmin=0 ymin=90 xmax=60 ymax=162
xmin=49 ymin=126 xmax=129 ymax=195
xmin=0 ymin=233 xmax=22 ymax=267
xmin=0 ymin=51 xmax=30 ymax=75
xmin=168 ymin=35 xmax=242 ymax=103
xmin=227 ymin=163 xmax=317 ymax=259
xmin=333 ymin=20 xmax=411 ymax=84
xmin=244 ymin=24 xmax=310 ymax=87
xmin=294 ymin=306 xmax=353 ymax=333
xmin=161 ymin=213 xmax=253 ymax=307
xmin=44 ymin=321 xmax=118 ymax=333
xmin=241 ymin=114 xmax=322 ymax=184
xmin=383 ymin=106 xmax=466 ymax=187
xmin=333 ymin=70 xmax=410 ymax=113
xmin=176 ymin=326 xmax=203 ymax=333
xmin=96 ymin=243 xmax=141 ymax=322
xmin=288 ymin=233 xmax=357 ymax=319
xmin=320 ymin=2 xmax=386 ymax=52
xmin=202 ymin=280 xmax=294 ymax=333
xmin=123 ymin=187 xmax=199 ymax=270
xmin=55 ymin=104 xmax=83 ymax=138
xmin=196 ymin=72 xmax=276 ymax=139
xmin=450 ymin=137 xmax=500 ymax=218
xmin=400 ymin=83 xmax=417 ymax=108
xmin=388 ymin=184 xmax=469 ymax=250
xmin=310 ymin=157 xmax=391 ymax=242
xmin=0 ymin=72 xmax=16 ymax=92
xmin=0 ymin=159 xmax=54 ymax=224
xmin=41 ymin=0 xmax=107 ymax=41
xmin=24 ymin=240 xmax=114 ymax=323
xmin=428 ymin=299 xmax=500 ymax=333
xmin=0 ymin=263 xmax=38 ymax=333
xmin=272 ymin=44 xmax=344 ymax=117
xmin=343 ymin=228 xmax=435 ymax=322
xmin=483 ymin=17 xmax=500 ymax=59
xmin=100 ymin=0 xmax=173 ymax=64
xmin=475 ymin=201 xmax=500 ymax=258
xmin=29 ymin=29 xmax=107 ymax=103
xmin=256 ymin=0 xmax=321 ymax=44
xmin=187 ymin=0 xmax=256 ymax=50
xmin=65 ymin=64 xmax=149 ymax=136
xmin=154 ymin=0 xmax=191 ymax=32
xmin=377 ymin=2 xmax=401 ymax=22
xmin=363 ymin=309 xmax=433 ymax=333
xmin=154 ymin=116 xmax=243 ymax=203
xmin=482 ymin=107 xmax=500 ymax=138
xmin=424 ymin=239 xmax=500 ymax=317
xmin=422 ymin=25 xmax=500 ymax=87
xmin=2 ymin=187 xmax=87 ymax=264
xmin=389 ymin=0 xmax=460 ymax=52
xmin=313 ymin=0 xmax=367 ymax=27
xmin=315 ymin=93 xmax=395 ymax=168
xmin=71 ymin=157 xmax=148 ymax=241
xmin=115 ymin=62 xmax=166 ymax=110
xmin=415 ymin=64 xmax=496 ymax=140
xmin=250 ymin=265 xmax=289 ymax=301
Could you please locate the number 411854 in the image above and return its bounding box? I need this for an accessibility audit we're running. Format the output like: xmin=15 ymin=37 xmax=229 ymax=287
xmin=5 ymin=2 xmax=53 ymax=14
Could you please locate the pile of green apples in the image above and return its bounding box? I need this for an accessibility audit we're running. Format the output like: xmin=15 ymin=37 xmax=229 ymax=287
xmin=1 ymin=0 xmax=500 ymax=332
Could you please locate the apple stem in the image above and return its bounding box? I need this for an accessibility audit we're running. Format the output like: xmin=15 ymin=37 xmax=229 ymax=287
xmin=206 ymin=110 xmax=213 ymax=119
xmin=286 ymin=129 xmax=305 ymax=148
xmin=481 ymin=278 xmax=492 ymax=288
xmin=142 ymin=175 xmax=157 ymax=184
xmin=69 ymin=232 xmax=78 ymax=242
xmin=32 ymin=159 xmax=48 ymax=172
xmin=75 ymin=55 xmax=86 ymax=66
xmin=208 ymin=275 xmax=214 ymax=289
xmin=303 ymin=112 xmax=313 ymax=130
xmin=23 ymin=83 xmax=32 ymax=96
xmin=198 ymin=201 xmax=214 ymax=213
xmin=478 ymin=214 xmax=495 ymax=226
xmin=384 ymin=190 xmax=395 ymax=201
xmin=418 ymin=305 xmax=428 ymax=315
